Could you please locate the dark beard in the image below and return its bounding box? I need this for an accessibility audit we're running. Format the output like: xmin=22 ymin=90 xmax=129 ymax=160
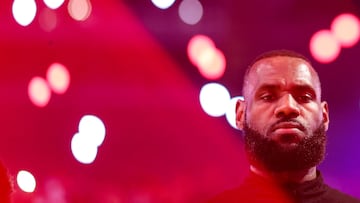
xmin=243 ymin=121 xmax=327 ymax=172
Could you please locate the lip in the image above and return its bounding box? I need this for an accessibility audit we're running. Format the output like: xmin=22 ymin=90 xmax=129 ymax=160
xmin=271 ymin=122 xmax=305 ymax=132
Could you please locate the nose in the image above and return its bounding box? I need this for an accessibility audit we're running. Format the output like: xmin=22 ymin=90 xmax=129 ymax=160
xmin=274 ymin=94 xmax=300 ymax=119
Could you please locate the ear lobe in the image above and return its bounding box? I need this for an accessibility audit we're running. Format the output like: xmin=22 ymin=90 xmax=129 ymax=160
xmin=236 ymin=99 xmax=246 ymax=130
xmin=321 ymin=101 xmax=330 ymax=131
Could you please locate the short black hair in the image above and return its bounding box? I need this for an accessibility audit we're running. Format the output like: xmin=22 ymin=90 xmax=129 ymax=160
xmin=242 ymin=49 xmax=319 ymax=98
xmin=249 ymin=49 xmax=311 ymax=68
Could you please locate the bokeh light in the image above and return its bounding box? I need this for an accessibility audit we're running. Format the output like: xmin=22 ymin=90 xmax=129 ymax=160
xmin=44 ymin=0 xmax=65 ymax=9
xmin=68 ymin=0 xmax=92 ymax=21
xmin=71 ymin=115 xmax=106 ymax=164
xmin=199 ymin=83 xmax=231 ymax=117
xmin=43 ymin=179 xmax=67 ymax=202
xmin=310 ymin=29 xmax=341 ymax=63
xmin=225 ymin=96 xmax=244 ymax=130
xmin=178 ymin=0 xmax=203 ymax=25
xmin=71 ymin=133 xmax=98 ymax=164
xmin=331 ymin=13 xmax=360 ymax=48
xmin=78 ymin=115 xmax=106 ymax=147
xmin=151 ymin=0 xmax=176 ymax=10
xmin=196 ymin=48 xmax=226 ymax=80
xmin=28 ymin=77 xmax=51 ymax=107
xmin=12 ymin=0 xmax=37 ymax=26
xmin=46 ymin=62 xmax=70 ymax=94
xmin=39 ymin=8 xmax=58 ymax=32
xmin=17 ymin=170 xmax=36 ymax=193
xmin=187 ymin=35 xmax=226 ymax=80
xmin=188 ymin=35 xmax=215 ymax=66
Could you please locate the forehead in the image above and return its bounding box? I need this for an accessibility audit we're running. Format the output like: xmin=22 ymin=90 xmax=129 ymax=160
xmin=246 ymin=56 xmax=320 ymax=94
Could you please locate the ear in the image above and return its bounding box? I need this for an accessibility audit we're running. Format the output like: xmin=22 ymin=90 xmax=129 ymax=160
xmin=235 ymin=99 xmax=246 ymax=130
xmin=321 ymin=101 xmax=329 ymax=131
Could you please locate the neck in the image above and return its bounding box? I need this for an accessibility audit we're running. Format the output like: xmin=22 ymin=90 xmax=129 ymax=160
xmin=250 ymin=165 xmax=317 ymax=184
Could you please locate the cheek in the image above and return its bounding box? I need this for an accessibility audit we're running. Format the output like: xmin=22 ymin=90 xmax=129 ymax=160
xmin=302 ymin=106 xmax=324 ymax=129
xmin=246 ymin=106 xmax=273 ymax=133
xmin=308 ymin=113 xmax=323 ymax=128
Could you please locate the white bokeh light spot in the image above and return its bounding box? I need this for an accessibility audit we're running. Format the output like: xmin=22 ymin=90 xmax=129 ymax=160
xmin=71 ymin=133 xmax=98 ymax=164
xmin=151 ymin=0 xmax=176 ymax=9
xmin=17 ymin=170 xmax=36 ymax=193
xmin=44 ymin=0 xmax=65 ymax=9
xmin=78 ymin=115 xmax=106 ymax=147
xmin=199 ymin=83 xmax=231 ymax=117
xmin=12 ymin=0 xmax=37 ymax=26
xmin=71 ymin=115 xmax=106 ymax=165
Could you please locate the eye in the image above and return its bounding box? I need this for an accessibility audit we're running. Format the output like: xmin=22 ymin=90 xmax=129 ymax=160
xmin=260 ymin=94 xmax=275 ymax=102
xmin=296 ymin=94 xmax=313 ymax=103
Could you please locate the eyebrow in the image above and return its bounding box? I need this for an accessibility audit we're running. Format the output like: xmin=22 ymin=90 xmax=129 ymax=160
xmin=255 ymin=83 xmax=317 ymax=97
xmin=255 ymin=84 xmax=280 ymax=93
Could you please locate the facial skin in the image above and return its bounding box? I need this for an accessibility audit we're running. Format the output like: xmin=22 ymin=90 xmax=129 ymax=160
xmin=236 ymin=56 xmax=330 ymax=173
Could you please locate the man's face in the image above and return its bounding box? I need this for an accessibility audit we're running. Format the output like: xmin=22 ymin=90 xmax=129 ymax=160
xmin=236 ymin=56 xmax=329 ymax=171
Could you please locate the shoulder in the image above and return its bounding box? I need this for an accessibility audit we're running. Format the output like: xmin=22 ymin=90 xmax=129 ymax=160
xmin=323 ymin=185 xmax=360 ymax=203
xmin=206 ymin=183 xmax=292 ymax=203
xmin=206 ymin=186 xmax=252 ymax=203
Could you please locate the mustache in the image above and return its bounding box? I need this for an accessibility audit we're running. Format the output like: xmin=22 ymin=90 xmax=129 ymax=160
xmin=269 ymin=118 xmax=306 ymax=132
